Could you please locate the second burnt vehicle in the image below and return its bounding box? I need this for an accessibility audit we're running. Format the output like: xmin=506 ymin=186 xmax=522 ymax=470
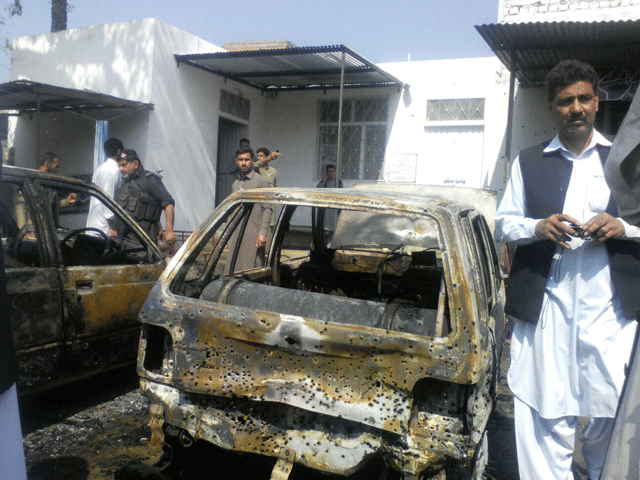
xmin=0 ymin=166 xmax=165 ymax=394
xmin=137 ymin=185 xmax=505 ymax=480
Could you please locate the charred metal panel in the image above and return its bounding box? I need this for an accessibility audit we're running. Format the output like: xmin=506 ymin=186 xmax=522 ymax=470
xmin=63 ymin=326 xmax=140 ymax=372
xmin=5 ymin=266 xmax=63 ymax=390
xmin=138 ymin=287 xmax=485 ymax=436
xmin=200 ymin=278 xmax=439 ymax=334
xmin=16 ymin=344 xmax=60 ymax=390
xmin=61 ymin=263 xmax=164 ymax=338
xmin=142 ymin=379 xmax=477 ymax=477
xmin=5 ymin=267 xmax=62 ymax=349
xmin=139 ymin=187 xmax=504 ymax=478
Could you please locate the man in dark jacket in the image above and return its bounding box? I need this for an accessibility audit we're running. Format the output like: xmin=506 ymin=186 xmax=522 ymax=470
xmin=316 ymin=164 xmax=343 ymax=188
xmin=116 ymin=149 xmax=176 ymax=246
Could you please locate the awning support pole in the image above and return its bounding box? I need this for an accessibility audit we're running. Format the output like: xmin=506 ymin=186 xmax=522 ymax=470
xmin=336 ymin=49 xmax=346 ymax=185
xmin=503 ymin=51 xmax=518 ymax=189
xmin=35 ymin=94 xmax=41 ymax=169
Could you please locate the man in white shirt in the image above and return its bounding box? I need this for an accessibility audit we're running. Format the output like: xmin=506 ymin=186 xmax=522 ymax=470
xmin=87 ymin=138 xmax=124 ymax=235
xmin=496 ymin=60 xmax=640 ymax=480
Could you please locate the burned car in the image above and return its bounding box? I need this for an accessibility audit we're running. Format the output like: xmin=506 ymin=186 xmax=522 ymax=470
xmin=137 ymin=185 xmax=505 ymax=479
xmin=0 ymin=166 xmax=165 ymax=393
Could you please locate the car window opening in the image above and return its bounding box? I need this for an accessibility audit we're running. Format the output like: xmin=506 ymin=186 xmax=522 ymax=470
xmin=171 ymin=203 xmax=451 ymax=338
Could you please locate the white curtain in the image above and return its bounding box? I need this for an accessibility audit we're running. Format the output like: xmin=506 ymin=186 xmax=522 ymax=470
xmin=93 ymin=121 xmax=109 ymax=171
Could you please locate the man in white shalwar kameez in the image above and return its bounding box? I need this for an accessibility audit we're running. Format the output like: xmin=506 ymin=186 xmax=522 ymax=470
xmin=496 ymin=60 xmax=640 ymax=480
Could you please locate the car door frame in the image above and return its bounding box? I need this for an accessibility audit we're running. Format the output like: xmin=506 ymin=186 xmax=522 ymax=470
xmin=1 ymin=172 xmax=65 ymax=391
xmin=34 ymin=175 xmax=166 ymax=387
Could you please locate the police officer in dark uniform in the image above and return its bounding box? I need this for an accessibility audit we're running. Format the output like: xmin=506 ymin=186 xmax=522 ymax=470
xmin=116 ymin=149 xmax=176 ymax=245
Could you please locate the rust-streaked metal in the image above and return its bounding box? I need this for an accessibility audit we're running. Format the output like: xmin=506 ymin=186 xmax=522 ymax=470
xmin=138 ymin=186 xmax=505 ymax=479
xmin=1 ymin=166 xmax=165 ymax=393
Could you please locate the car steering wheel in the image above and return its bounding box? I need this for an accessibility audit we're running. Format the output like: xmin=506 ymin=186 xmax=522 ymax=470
xmin=62 ymin=227 xmax=112 ymax=257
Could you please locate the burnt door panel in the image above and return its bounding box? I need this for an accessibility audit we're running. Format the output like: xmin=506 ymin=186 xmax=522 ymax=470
xmin=1 ymin=180 xmax=64 ymax=390
xmin=53 ymin=182 xmax=165 ymax=372
xmin=60 ymin=262 xmax=164 ymax=373
xmin=5 ymin=268 xmax=63 ymax=390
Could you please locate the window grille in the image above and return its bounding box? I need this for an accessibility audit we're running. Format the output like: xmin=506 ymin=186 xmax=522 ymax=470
xmin=220 ymin=90 xmax=250 ymax=120
xmin=317 ymin=98 xmax=388 ymax=180
xmin=426 ymin=98 xmax=484 ymax=122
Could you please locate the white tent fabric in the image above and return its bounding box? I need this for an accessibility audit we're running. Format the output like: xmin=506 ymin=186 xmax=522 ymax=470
xmin=600 ymin=329 xmax=640 ymax=479
xmin=604 ymin=88 xmax=640 ymax=226
xmin=601 ymin=86 xmax=640 ymax=479
xmin=93 ymin=120 xmax=109 ymax=170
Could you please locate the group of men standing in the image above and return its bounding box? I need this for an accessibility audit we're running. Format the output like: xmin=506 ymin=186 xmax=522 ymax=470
xmin=227 ymin=139 xmax=350 ymax=273
xmin=87 ymin=137 xmax=176 ymax=246
xmin=225 ymin=138 xmax=280 ymax=273
xmin=5 ymin=58 xmax=640 ymax=480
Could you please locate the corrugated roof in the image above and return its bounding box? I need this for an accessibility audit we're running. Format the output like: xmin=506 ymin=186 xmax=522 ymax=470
xmin=174 ymin=45 xmax=404 ymax=91
xmin=0 ymin=80 xmax=154 ymax=115
xmin=475 ymin=20 xmax=640 ymax=88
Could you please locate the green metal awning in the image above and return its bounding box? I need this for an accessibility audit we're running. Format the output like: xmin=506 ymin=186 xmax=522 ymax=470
xmin=476 ymin=20 xmax=640 ymax=89
xmin=0 ymin=80 xmax=154 ymax=115
xmin=175 ymin=44 xmax=404 ymax=91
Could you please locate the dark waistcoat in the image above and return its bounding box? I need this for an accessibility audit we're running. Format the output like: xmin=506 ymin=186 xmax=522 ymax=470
xmin=506 ymin=140 xmax=640 ymax=323
xmin=116 ymin=170 xmax=163 ymax=239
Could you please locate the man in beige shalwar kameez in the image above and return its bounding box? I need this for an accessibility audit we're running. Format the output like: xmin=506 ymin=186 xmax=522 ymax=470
xmin=224 ymin=148 xmax=272 ymax=274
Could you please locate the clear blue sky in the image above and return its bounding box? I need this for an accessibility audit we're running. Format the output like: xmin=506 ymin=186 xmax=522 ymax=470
xmin=0 ymin=0 xmax=498 ymax=82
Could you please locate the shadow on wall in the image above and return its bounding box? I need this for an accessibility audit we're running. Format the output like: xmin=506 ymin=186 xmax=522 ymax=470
xmin=13 ymin=21 xmax=155 ymax=101
xmin=13 ymin=20 xmax=217 ymax=231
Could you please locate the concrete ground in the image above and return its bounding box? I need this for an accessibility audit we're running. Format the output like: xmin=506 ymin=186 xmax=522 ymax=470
xmin=486 ymin=337 xmax=589 ymax=480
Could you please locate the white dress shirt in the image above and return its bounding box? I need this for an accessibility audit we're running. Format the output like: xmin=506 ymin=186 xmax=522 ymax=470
xmin=496 ymin=132 xmax=639 ymax=418
xmin=86 ymin=157 xmax=121 ymax=234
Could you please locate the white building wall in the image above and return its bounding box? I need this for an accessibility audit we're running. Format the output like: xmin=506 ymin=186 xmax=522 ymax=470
xmin=256 ymin=58 xmax=510 ymax=193
xmin=11 ymin=19 xmax=162 ymax=101
xmin=9 ymin=19 xmax=251 ymax=231
xmin=10 ymin=111 xmax=96 ymax=177
xmin=499 ymin=0 xmax=640 ymax=22
xmin=381 ymin=57 xmax=510 ymax=191
xmin=258 ymin=90 xmax=322 ymax=189
xmin=257 ymin=87 xmax=403 ymax=189
xmin=5 ymin=18 xmax=545 ymax=228
xmin=142 ymin=21 xmax=267 ymax=231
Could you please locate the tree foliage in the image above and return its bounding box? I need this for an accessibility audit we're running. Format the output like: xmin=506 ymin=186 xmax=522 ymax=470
xmin=2 ymin=0 xmax=22 ymax=26
xmin=1 ymin=1 xmax=73 ymax=33
xmin=1 ymin=0 xmax=22 ymax=51
xmin=0 ymin=0 xmax=74 ymax=53
xmin=6 ymin=0 xmax=21 ymax=18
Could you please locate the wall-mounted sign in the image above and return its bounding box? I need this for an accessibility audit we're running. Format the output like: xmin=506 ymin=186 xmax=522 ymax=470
xmin=387 ymin=154 xmax=417 ymax=183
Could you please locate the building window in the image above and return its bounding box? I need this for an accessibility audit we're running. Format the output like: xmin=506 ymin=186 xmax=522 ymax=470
xmin=317 ymin=98 xmax=388 ymax=180
xmin=220 ymin=90 xmax=250 ymax=120
xmin=426 ymin=98 xmax=484 ymax=122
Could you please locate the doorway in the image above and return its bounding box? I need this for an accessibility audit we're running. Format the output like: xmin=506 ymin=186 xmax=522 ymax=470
xmin=216 ymin=117 xmax=248 ymax=206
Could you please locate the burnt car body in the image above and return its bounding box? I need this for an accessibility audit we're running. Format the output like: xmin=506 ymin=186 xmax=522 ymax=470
xmin=0 ymin=165 xmax=165 ymax=393
xmin=137 ymin=185 xmax=505 ymax=479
